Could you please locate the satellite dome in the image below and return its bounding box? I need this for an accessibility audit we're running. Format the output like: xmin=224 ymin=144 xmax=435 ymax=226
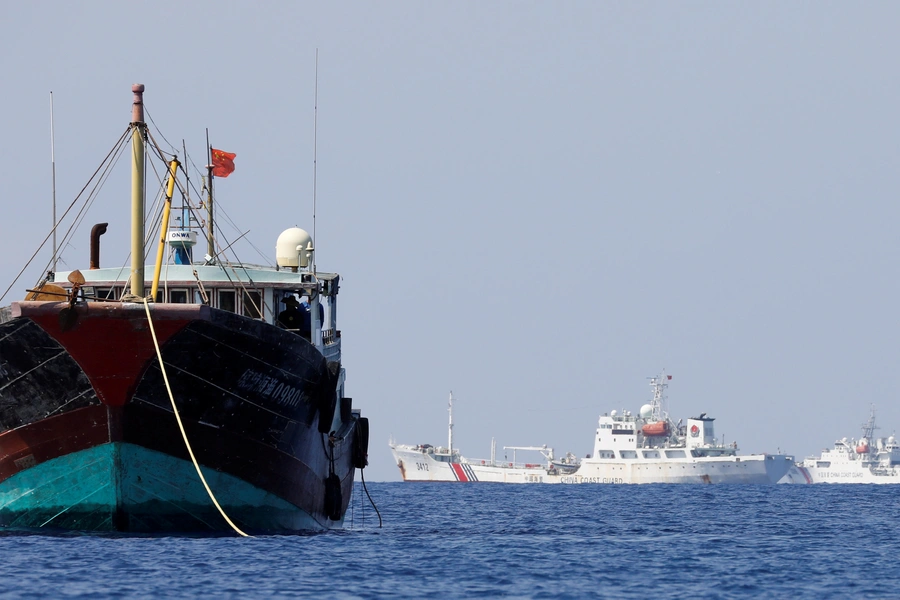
xmin=639 ymin=404 xmax=653 ymax=419
xmin=610 ymin=410 xmax=618 ymax=418
xmin=276 ymin=227 xmax=313 ymax=269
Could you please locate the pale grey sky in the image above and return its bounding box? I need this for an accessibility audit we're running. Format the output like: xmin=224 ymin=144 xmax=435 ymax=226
xmin=2 ymin=2 xmax=899 ymax=481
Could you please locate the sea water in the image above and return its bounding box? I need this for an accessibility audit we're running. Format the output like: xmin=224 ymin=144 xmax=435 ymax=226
xmin=0 ymin=482 xmax=897 ymax=599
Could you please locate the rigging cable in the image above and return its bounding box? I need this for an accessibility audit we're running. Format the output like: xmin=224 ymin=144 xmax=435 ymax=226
xmin=141 ymin=299 xmax=251 ymax=537
xmin=0 ymin=128 xmax=132 ymax=304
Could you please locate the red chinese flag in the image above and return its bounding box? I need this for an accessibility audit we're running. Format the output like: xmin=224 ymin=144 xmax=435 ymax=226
xmin=667 ymin=375 xmax=673 ymax=380
xmin=211 ymin=148 xmax=236 ymax=178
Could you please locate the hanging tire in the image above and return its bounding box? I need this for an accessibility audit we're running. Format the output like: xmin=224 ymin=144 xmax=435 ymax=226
xmin=324 ymin=473 xmax=342 ymax=521
xmin=353 ymin=417 xmax=369 ymax=469
xmin=317 ymin=394 xmax=337 ymax=434
xmin=317 ymin=361 xmax=341 ymax=434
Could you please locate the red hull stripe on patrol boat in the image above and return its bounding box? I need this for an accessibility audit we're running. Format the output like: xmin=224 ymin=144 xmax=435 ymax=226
xmin=800 ymin=467 xmax=812 ymax=484
xmin=451 ymin=463 xmax=469 ymax=482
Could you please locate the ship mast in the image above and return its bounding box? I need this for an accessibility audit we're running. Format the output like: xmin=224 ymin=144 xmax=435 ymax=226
xmin=448 ymin=391 xmax=454 ymax=454
xmin=861 ymin=404 xmax=878 ymax=441
xmin=649 ymin=372 xmax=670 ymax=423
xmin=130 ymin=84 xmax=146 ymax=298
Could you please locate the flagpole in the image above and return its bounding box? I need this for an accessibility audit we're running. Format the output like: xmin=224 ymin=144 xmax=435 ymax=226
xmin=206 ymin=130 xmax=215 ymax=264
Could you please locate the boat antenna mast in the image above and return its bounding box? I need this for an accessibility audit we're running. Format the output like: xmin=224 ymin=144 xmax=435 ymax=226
xmin=312 ymin=48 xmax=318 ymax=275
xmin=50 ymin=91 xmax=57 ymax=274
xmin=448 ymin=391 xmax=454 ymax=455
xmin=649 ymin=371 xmax=670 ymax=423
xmin=861 ymin=404 xmax=878 ymax=441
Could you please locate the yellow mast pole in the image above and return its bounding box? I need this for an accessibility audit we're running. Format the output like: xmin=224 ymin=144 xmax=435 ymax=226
xmin=130 ymin=84 xmax=146 ymax=298
xmin=150 ymin=158 xmax=180 ymax=301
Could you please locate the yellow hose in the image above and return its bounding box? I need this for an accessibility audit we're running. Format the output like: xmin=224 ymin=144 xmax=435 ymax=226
xmin=142 ymin=300 xmax=250 ymax=537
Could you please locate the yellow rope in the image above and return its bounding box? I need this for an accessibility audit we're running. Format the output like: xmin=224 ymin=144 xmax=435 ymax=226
xmin=142 ymin=300 xmax=251 ymax=537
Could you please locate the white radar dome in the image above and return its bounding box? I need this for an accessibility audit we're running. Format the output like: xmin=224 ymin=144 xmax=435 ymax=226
xmin=276 ymin=227 xmax=313 ymax=269
xmin=639 ymin=404 xmax=653 ymax=419
xmin=610 ymin=410 xmax=618 ymax=417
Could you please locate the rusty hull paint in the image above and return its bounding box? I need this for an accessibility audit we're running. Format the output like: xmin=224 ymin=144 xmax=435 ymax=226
xmin=0 ymin=405 xmax=110 ymax=483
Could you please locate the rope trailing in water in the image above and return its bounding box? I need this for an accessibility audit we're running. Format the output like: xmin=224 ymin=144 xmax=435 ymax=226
xmin=359 ymin=466 xmax=383 ymax=528
xmin=142 ymin=300 xmax=250 ymax=537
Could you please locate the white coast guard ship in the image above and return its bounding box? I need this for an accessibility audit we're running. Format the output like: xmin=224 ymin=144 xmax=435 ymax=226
xmin=780 ymin=406 xmax=900 ymax=484
xmin=388 ymin=392 xmax=580 ymax=483
xmin=389 ymin=373 xmax=793 ymax=484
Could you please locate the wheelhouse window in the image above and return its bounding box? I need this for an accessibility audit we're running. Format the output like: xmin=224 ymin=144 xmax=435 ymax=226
xmin=94 ymin=287 xmax=120 ymax=301
xmin=218 ymin=290 xmax=236 ymax=313
xmin=170 ymin=289 xmax=189 ymax=304
xmin=242 ymin=290 xmax=263 ymax=319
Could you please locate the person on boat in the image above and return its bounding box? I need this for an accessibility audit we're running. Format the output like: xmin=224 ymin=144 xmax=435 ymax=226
xmin=297 ymin=299 xmax=313 ymax=338
xmin=278 ymin=296 xmax=306 ymax=331
xmin=279 ymin=295 xmax=323 ymax=340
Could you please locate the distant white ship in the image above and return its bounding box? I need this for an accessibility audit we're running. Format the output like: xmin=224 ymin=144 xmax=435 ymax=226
xmin=390 ymin=373 xmax=793 ymax=484
xmin=780 ymin=406 xmax=900 ymax=484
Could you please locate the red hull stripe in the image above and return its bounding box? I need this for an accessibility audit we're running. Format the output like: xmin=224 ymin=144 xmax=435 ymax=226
xmin=451 ymin=462 xmax=468 ymax=482
xmin=21 ymin=303 xmax=191 ymax=407
xmin=800 ymin=467 xmax=812 ymax=484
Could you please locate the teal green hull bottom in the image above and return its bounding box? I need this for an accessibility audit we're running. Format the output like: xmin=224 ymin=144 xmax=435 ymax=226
xmin=0 ymin=443 xmax=325 ymax=533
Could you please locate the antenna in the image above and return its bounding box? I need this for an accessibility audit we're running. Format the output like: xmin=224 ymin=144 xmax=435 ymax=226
xmin=312 ymin=48 xmax=318 ymax=274
xmin=448 ymin=391 xmax=454 ymax=454
xmin=50 ymin=91 xmax=57 ymax=273
xmin=182 ymin=139 xmax=193 ymax=264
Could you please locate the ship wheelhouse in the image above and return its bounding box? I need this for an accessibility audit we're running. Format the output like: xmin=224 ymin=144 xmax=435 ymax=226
xmin=53 ymin=263 xmax=342 ymax=360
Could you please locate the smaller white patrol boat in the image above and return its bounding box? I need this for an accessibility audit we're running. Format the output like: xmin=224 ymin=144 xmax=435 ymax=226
xmin=389 ymin=373 xmax=793 ymax=484
xmin=780 ymin=405 xmax=900 ymax=484
xmin=388 ymin=392 xmax=580 ymax=483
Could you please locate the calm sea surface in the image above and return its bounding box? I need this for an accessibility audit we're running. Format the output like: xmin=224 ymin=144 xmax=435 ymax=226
xmin=0 ymin=482 xmax=898 ymax=598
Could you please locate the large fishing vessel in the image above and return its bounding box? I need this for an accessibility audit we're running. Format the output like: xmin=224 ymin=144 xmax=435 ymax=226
xmin=390 ymin=374 xmax=792 ymax=484
xmin=0 ymin=85 xmax=368 ymax=533
xmin=780 ymin=406 xmax=900 ymax=484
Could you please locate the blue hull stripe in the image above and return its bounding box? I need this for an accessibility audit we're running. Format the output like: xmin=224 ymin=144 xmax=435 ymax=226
xmin=0 ymin=443 xmax=325 ymax=533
